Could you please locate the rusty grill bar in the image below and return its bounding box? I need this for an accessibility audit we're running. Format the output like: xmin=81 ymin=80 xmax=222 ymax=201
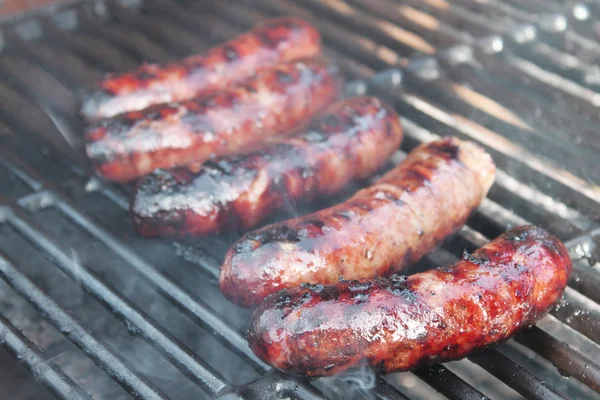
xmin=0 ymin=0 xmax=599 ymax=399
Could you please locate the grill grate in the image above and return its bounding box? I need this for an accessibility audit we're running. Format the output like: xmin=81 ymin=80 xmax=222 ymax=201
xmin=0 ymin=0 xmax=599 ymax=399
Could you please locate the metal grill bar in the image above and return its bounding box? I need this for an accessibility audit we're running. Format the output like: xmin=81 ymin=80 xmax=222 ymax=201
xmin=0 ymin=313 xmax=92 ymax=400
xmin=38 ymin=15 xmax=137 ymax=72
xmin=515 ymin=326 xmax=600 ymax=393
xmin=240 ymin=0 xmax=600 ymax=217
xmin=0 ymin=245 xmax=167 ymax=400
xmin=361 ymin=71 xmax=600 ymax=219
xmin=5 ymin=203 xmax=230 ymax=396
xmin=469 ymin=351 xmax=568 ymax=400
xmin=0 ymin=148 xmax=330 ymax=399
xmin=3 ymin=152 xmax=410 ymax=400
xmin=1 ymin=148 xmax=497 ymax=400
xmin=216 ymin=371 xmax=334 ymax=400
xmin=79 ymin=11 xmax=171 ymax=63
xmin=412 ymin=366 xmax=490 ymax=400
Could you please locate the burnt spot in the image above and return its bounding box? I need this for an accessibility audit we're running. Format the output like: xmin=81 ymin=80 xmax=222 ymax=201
xmin=134 ymin=69 xmax=158 ymax=81
xmin=387 ymin=280 xmax=418 ymax=303
xmin=258 ymin=224 xmax=302 ymax=244
xmin=416 ymin=331 xmax=429 ymax=343
xmin=348 ymin=281 xmax=374 ymax=291
xmin=385 ymin=119 xmax=398 ymax=138
xmin=216 ymin=91 xmax=241 ymax=110
xmin=303 ymin=129 xmax=327 ymax=143
xmin=223 ymin=44 xmax=240 ymax=62
xmin=351 ymin=202 xmax=373 ymax=212
xmin=274 ymin=292 xmax=293 ymax=308
xmin=300 ymin=282 xmax=324 ymax=293
xmin=145 ymin=110 xmax=162 ymax=121
xmin=393 ymin=198 xmax=405 ymax=207
xmin=276 ymin=69 xmax=295 ymax=84
xmin=181 ymin=107 xmax=202 ymax=124
xmin=335 ymin=210 xmax=355 ymax=221
xmin=255 ymin=30 xmax=279 ymax=49
xmin=437 ymin=266 xmax=455 ymax=273
xmin=304 ymin=219 xmax=326 ymax=229
xmin=317 ymin=285 xmax=341 ymax=301
xmin=429 ymin=139 xmax=460 ymax=160
xmin=374 ymin=189 xmax=399 ymax=202
xmin=234 ymin=238 xmax=260 ymax=254
xmin=390 ymin=274 xmax=408 ymax=283
xmin=352 ymin=292 xmax=369 ymax=304
xmin=300 ymin=165 xmax=315 ymax=180
xmin=182 ymin=111 xmax=215 ymax=135
xmin=462 ymin=250 xmax=489 ymax=265
xmin=154 ymin=209 xmax=187 ymax=232
xmin=203 ymin=159 xmax=236 ymax=176
xmin=506 ymin=229 xmax=530 ymax=243
xmin=541 ymin=239 xmax=560 ymax=256
xmin=319 ymin=114 xmax=343 ymax=131
xmin=88 ymin=117 xmax=135 ymax=141
xmin=407 ymin=166 xmax=432 ymax=187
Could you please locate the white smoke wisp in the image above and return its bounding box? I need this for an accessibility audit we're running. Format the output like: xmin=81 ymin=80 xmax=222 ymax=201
xmin=317 ymin=361 xmax=377 ymax=400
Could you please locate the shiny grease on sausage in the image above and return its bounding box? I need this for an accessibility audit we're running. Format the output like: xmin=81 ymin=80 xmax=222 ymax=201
xmin=248 ymin=225 xmax=572 ymax=377
xmin=220 ymin=137 xmax=496 ymax=306
xmin=85 ymin=59 xmax=343 ymax=182
xmin=131 ymin=96 xmax=403 ymax=237
xmin=80 ymin=17 xmax=321 ymax=120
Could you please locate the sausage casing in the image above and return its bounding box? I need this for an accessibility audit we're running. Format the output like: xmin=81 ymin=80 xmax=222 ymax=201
xmin=85 ymin=60 xmax=343 ymax=182
xmin=131 ymin=96 xmax=403 ymax=237
xmin=80 ymin=17 xmax=321 ymax=120
xmin=220 ymin=137 xmax=496 ymax=306
xmin=248 ymin=225 xmax=572 ymax=377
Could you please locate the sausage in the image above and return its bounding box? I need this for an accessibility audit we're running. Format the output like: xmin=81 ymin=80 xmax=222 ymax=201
xmin=85 ymin=60 xmax=343 ymax=182
xmin=248 ymin=225 xmax=572 ymax=377
xmin=131 ymin=96 xmax=403 ymax=237
xmin=220 ymin=137 xmax=496 ymax=306
xmin=80 ymin=17 xmax=321 ymax=120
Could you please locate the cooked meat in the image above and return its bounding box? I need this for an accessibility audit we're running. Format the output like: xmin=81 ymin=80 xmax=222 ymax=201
xmin=80 ymin=17 xmax=321 ymax=119
xmin=248 ymin=225 xmax=572 ymax=377
xmin=131 ymin=96 xmax=403 ymax=237
xmin=85 ymin=59 xmax=343 ymax=182
xmin=220 ymin=137 xmax=496 ymax=306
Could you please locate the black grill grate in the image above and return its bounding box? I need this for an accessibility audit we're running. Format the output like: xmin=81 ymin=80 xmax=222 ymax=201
xmin=0 ymin=0 xmax=599 ymax=399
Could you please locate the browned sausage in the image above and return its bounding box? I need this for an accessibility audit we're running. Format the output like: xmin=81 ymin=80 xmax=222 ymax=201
xmin=85 ymin=60 xmax=343 ymax=182
xmin=220 ymin=137 xmax=496 ymax=306
xmin=248 ymin=225 xmax=572 ymax=377
xmin=130 ymin=96 xmax=403 ymax=237
xmin=80 ymin=17 xmax=321 ymax=120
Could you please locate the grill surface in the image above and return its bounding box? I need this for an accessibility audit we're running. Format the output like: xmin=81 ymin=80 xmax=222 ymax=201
xmin=0 ymin=0 xmax=599 ymax=399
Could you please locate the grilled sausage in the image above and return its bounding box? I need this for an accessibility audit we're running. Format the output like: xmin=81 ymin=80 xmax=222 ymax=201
xmin=85 ymin=60 xmax=343 ymax=182
xmin=248 ymin=225 xmax=572 ymax=377
xmin=220 ymin=137 xmax=496 ymax=306
xmin=131 ymin=96 xmax=403 ymax=237
xmin=80 ymin=17 xmax=321 ymax=120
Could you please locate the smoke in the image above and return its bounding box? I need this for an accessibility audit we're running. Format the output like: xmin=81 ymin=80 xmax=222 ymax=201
xmin=315 ymin=361 xmax=377 ymax=400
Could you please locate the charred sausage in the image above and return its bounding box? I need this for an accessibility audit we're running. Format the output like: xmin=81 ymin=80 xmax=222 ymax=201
xmin=85 ymin=60 xmax=343 ymax=182
xmin=80 ymin=17 xmax=321 ymax=120
xmin=220 ymin=137 xmax=496 ymax=306
xmin=248 ymin=225 xmax=572 ymax=377
xmin=131 ymin=96 xmax=403 ymax=237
